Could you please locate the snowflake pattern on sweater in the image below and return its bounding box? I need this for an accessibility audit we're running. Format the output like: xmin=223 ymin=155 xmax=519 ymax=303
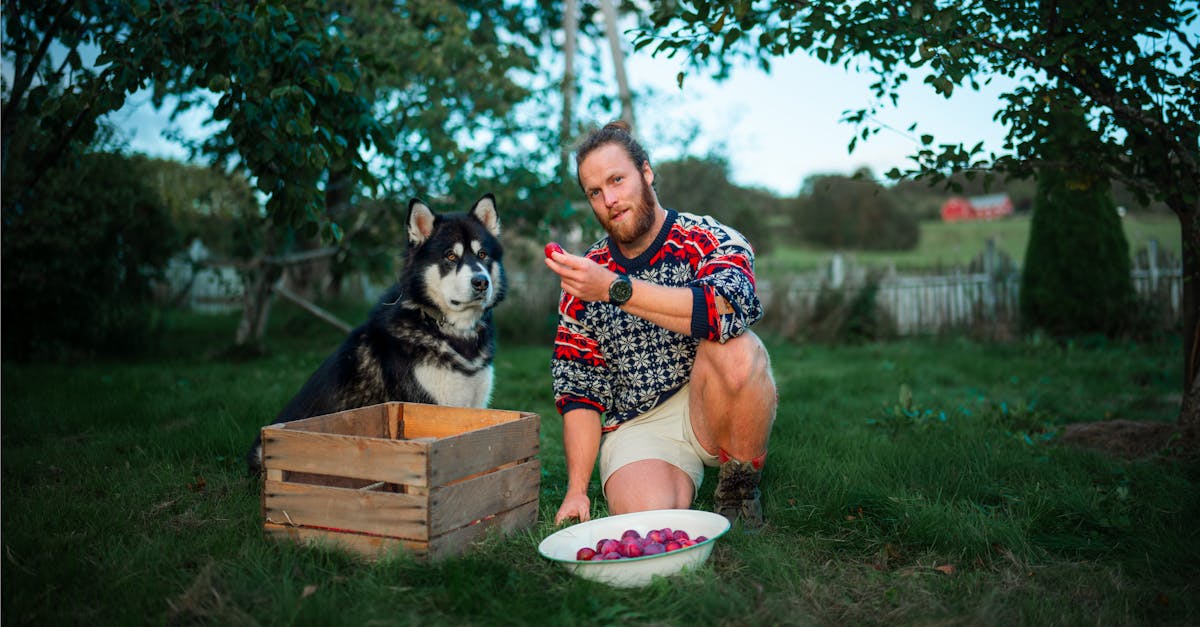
xmin=551 ymin=210 xmax=763 ymax=431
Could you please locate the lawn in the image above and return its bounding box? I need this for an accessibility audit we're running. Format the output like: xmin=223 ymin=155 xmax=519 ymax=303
xmin=759 ymin=212 xmax=1181 ymax=274
xmin=2 ymin=308 xmax=1197 ymax=626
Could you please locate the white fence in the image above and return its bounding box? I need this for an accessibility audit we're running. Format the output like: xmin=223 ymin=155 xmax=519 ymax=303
xmin=161 ymin=240 xmax=244 ymax=313
xmin=762 ymin=241 xmax=1183 ymax=336
xmin=164 ymin=239 xmax=1185 ymax=336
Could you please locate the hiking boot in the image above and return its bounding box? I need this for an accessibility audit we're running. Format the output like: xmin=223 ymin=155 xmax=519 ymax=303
xmin=714 ymin=458 xmax=764 ymax=528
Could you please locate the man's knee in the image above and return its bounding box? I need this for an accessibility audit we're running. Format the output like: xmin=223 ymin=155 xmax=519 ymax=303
xmin=695 ymin=332 xmax=773 ymax=395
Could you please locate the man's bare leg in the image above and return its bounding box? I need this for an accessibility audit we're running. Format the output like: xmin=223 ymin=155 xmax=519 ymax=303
xmin=689 ymin=331 xmax=777 ymax=525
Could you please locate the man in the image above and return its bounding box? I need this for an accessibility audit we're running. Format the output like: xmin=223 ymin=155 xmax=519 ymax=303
xmin=546 ymin=120 xmax=777 ymax=528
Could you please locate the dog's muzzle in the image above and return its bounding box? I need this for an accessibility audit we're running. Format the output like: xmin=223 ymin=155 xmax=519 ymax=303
xmin=470 ymin=272 xmax=491 ymax=298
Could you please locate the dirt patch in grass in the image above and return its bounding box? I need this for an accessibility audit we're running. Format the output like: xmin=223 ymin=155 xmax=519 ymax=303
xmin=1058 ymin=419 xmax=1199 ymax=460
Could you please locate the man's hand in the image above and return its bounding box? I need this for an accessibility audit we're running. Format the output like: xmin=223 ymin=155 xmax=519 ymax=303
xmin=554 ymin=492 xmax=592 ymax=524
xmin=545 ymin=249 xmax=617 ymax=303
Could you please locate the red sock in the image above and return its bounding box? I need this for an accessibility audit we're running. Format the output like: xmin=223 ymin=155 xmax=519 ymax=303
xmin=718 ymin=448 xmax=767 ymax=470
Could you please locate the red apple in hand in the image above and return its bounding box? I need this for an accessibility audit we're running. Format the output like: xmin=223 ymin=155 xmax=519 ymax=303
xmin=544 ymin=242 xmax=564 ymax=258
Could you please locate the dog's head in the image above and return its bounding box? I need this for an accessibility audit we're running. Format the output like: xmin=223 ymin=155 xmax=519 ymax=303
xmin=403 ymin=193 xmax=506 ymax=332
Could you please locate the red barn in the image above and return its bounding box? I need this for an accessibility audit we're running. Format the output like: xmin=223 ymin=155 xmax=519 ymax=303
xmin=940 ymin=193 xmax=1013 ymax=222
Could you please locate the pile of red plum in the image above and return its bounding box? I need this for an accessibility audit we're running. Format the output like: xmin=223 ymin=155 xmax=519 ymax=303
xmin=575 ymin=527 xmax=709 ymax=561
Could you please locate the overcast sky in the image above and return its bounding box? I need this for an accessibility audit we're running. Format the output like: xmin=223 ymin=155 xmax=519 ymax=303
xmin=624 ymin=51 xmax=1014 ymax=197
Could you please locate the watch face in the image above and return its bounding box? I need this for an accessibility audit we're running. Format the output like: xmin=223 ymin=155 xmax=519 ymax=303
xmin=610 ymin=276 xmax=633 ymax=304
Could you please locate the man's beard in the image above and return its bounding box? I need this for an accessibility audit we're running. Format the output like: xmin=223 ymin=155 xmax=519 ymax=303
xmin=600 ymin=173 xmax=657 ymax=245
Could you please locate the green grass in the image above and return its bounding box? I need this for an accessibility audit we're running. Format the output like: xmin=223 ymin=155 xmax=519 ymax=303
xmin=3 ymin=309 xmax=1197 ymax=626
xmin=760 ymin=213 xmax=1181 ymax=273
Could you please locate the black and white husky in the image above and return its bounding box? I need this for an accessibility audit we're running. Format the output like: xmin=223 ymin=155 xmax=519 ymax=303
xmin=245 ymin=193 xmax=506 ymax=474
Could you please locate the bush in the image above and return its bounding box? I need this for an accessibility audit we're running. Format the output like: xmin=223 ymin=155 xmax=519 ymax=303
xmin=795 ymin=172 xmax=919 ymax=251
xmin=1020 ymin=109 xmax=1135 ymax=338
xmin=652 ymin=156 xmax=781 ymax=255
xmin=2 ymin=153 xmax=180 ymax=360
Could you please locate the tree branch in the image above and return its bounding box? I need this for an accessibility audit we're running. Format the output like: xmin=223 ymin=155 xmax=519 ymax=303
xmin=2 ymin=0 xmax=78 ymax=123
xmin=968 ymin=32 xmax=1198 ymax=179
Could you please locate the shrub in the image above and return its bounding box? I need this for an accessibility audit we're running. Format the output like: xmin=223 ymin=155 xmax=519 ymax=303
xmin=795 ymin=172 xmax=919 ymax=251
xmin=652 ymin=156 xmax=780 ymax=254
xmin=2 ymin=153 xmax=180 ymax=360
xmin=1020 ymin=110 xmax=1135 ymax=338
xmin=775 ymin=272 xmax=896 ymax=344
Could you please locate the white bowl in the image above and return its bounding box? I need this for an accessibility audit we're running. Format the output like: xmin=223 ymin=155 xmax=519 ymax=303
xmin=538 ymin=509 xmax=730 ymax=588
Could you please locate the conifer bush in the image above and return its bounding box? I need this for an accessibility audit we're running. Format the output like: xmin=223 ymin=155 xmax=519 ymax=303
xmin=1020 ymin=109 xmax=1135 ymax=337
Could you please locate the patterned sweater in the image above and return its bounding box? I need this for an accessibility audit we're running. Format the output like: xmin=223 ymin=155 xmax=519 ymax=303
xmin=551 ymin=209 xmax=763 ymax=431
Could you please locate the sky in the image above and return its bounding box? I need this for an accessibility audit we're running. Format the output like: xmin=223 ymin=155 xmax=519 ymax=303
xmin=107 ymin=31 xmax=1015 ymax=199
xmin=623 ymin=51 xmax=1014 ymax=197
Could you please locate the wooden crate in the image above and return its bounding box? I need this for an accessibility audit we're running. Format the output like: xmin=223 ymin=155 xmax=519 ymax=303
xmin=260 ymin=401 xmax=540 ymax=560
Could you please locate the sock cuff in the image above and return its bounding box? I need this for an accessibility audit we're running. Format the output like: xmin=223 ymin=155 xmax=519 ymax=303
xmin=718 ymin=448 xmax=767 ymax=470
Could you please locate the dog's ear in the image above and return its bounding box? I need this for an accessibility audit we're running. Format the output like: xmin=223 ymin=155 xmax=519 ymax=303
xmin=471 ymin=193 xmax=501 ymax=237
xmin=408 ymin=199 xmax=436 ymax=245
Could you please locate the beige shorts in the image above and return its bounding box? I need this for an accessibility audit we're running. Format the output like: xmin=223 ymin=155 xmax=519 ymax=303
xmin=598 ymin=383 xmax=721 ymax=498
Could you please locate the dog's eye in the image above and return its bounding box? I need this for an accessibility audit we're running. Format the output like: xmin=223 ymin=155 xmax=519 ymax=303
xmin=445 ymin=252 xmax=458 ymax=263
xmin=476 ymin=250 xmax=488 ymax=260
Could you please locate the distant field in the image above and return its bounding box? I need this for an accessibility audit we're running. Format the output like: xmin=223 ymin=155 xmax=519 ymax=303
xmin=760 ymin=213 xmax=1181 ymax=274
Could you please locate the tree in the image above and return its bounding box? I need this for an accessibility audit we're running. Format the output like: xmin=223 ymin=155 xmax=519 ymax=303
xmin=3 ymin=1 xmax=564 ymax=352
xmin=1022 ymin=105 xmax=1136 ymax=337
xmin=2 ymin=152 xmax=179 ymax=360
xmin=3 ymin=1 xmax=386 ymax=236
xmin=637 ymin=1 xmax=1200 ymax=424
xmin=278 ymin=1 xmax=557 ymax=299
xmin=3 ymin=1 xmax=389 ymax=356
xmin=795 ymin=171 xmax=919 ymax=251
xmin=653 ymin=155 xmax=783 ymax=254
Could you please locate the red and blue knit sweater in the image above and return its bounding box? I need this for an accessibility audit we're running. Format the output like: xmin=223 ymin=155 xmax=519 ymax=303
xmin=551 ymin=210 xmax=763 ymax=431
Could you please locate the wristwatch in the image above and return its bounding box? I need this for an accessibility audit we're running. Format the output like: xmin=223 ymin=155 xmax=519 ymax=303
xmin=608 ymin=273 xmax=633 ymax=305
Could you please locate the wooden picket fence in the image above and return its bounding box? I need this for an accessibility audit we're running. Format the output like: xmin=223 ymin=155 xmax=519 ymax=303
xmin=760 ymin=239 xmax=1183 ymax=336
xmin=165 ymin=238 xmax=1183 ymax=337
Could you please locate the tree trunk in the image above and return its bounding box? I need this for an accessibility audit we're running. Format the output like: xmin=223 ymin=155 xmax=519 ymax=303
xmin=1177 ymin=203 xmax=1200 ymax=426
xmin=560 ymin=0 xmax=579 ymax=181
xmin=323 ymin=167 xmax=353 ymax=296
xmin=234 ymin=258 xmax=283 ymax=351
xmin=600 ymin=0 xmax=636 ymax=132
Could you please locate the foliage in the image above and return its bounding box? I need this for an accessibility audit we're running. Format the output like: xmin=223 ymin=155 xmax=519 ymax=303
xmin=652 ymin=156 xmax=783 ymax=253
xmin=140 ymin=158 xmax=262 ymax=259
xmin=634 ymin=0 xmax=1200 ymax=420
xmin=1 ymin=153 xmax=180 ymax=360
xmin=636 ymin=2 xmax=1198 ymax=210
xmin=2 ymin=323 xmax=1196 ymax=625
xmin=1021 ymin=108 xmax=1136 ymax=338
xmin=3 ymin=0 xmax=388 ymax=239
xmin=798 ymin=271 xmax=896 ymax=344
xmin=796 ymin=171 xmax=920 ymax=250
xmin=327 ymin=1 xmax=564 ymax=213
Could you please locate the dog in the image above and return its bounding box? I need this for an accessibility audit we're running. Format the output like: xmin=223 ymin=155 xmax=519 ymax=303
xmin=246 ymin=193 xmax=506 ymax=474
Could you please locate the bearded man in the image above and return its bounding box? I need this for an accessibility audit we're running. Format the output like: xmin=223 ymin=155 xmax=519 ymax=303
xmin=545 ymin=120 xmax=777 ymax=529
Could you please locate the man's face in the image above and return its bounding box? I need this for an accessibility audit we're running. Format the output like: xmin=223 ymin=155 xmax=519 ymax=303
xmin=578 ymin=143 xmax=658 ymax=245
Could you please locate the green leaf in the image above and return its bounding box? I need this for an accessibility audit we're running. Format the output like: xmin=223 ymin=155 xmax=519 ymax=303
xmin=323 ymin=221 xmax=344 ymax=243
xmin=207 ymin=74 xmax=230 ymax=92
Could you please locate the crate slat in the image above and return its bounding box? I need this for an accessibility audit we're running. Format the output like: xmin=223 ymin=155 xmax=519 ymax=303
xmin=276 ymin=404 xmax=392 ymax=438
xmin=426 ymin=499 xmax=540 ymax=560
xmin=263 ymin=428 xmax=430 ymax=486
xmin=403 ymin=403 xmax=525 ymax=438
xmin=428 ymin=459 xmax=540 ymax=536
xmin=264 ymin=522 xmax=421 ymax=559
xmin=426 ymin=419 xmax=539 ymax=486
xmin=264 ymin=479 xmax=431 ymax=540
